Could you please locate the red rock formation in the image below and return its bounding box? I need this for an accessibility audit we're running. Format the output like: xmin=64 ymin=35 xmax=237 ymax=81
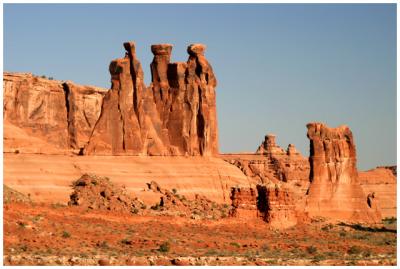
xmin=257 ymin=184 xmax=304 ymax=229
xmin=229 ymin=187 xmax=258 ymax=218
xmin=68 ymin=174 xmax=144 ymax=213
xmin=3 ymin=73 xmax=69 ymax=150
xmin=255 ymin=134 xmax=310 ymax=183
xmin=229 ymin=184 xmax=306 ymax=229
xmin=85 ymin=42 xmax=218 ymax=156
xmin=63 ymin=82 xmax=107 ymax=153
xmin=359 ymin=166 xmax=397 ymax=218
xmin=222 ymin=133 xmax=310 ymax=200
xmin=305 ymin=122 xmax=381 ymax=223
xmin=3 ymin=72 xmax=107 ymax=154
xmin=4 ymin=41 xmax=219 ymax=157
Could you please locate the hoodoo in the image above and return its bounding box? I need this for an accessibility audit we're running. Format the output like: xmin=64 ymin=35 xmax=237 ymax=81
xmin=305 ymin=122 xmax=381 ymax=223
xmin=83 ymin=42 xmax=220 ymax=156
xmin=4 ymin=42 xmax=219 ymax=157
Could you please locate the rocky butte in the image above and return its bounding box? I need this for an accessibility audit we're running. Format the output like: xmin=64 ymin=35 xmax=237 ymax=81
xmin=3 ymin=41 xmax=396 ymax=228
xmin=305 ymin=122 xmax=382 ymax=223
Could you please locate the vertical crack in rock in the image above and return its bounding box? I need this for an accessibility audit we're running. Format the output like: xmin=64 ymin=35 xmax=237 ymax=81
xmin=62 ymin=82 xmax=72 ymax=148
xmin=123 ymin=42 xmax=142 ymax=128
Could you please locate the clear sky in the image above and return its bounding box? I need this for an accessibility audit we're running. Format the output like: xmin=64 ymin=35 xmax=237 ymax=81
xmin=3 ymin=4 xmax=396 ymax=170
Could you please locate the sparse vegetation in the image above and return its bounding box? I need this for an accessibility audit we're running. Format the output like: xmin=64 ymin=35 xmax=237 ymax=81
xmin=158 ymin=241 xmax=170 ymax=253
xmin=151 ymin=203 xmax=161 ymax=210
xmin=348 ymin=245 xmax=362 ymax=255
xmin=17 ymin=221 xmax=27 ymax=229
xmin=120 ymin=238 xmax=132 ymax=245
xmin=62 ymin=231 xmax=71 ymax=238
xmin=230 ymin=242 xmax=241 ymax=248
xmin=382 ymin=217 xmax=396 ymax=225
xmin=306 ymin=246 xmax=317 ymax=254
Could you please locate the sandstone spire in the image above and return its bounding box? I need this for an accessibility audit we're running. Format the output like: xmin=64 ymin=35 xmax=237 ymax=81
xmin=305 ymin=122 xmax=381 ymax=223
xmin=84 ymin=41 xmax=219 ymax=156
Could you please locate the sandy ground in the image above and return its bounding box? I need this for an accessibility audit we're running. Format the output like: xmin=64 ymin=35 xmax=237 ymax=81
xmin=3 ymin=202 xmax=397 ymax=266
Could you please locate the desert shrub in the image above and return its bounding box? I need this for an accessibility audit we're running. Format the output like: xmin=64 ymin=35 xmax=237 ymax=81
xmin=230 ymin=242 xmax=241 ymax=248
xmin=348 ymin=245 xmax=362 ymax=255
xmin=120 ymin=238 xmax=132 ymax=245
xmin=306 ymin=246 xmax=317 ymax=254
xmin=20 ymin=245 xmax=28 ymax=252
xmin=205 ymin=249 xmax=218 ymax=256
xmin=312 ymin=253 xmax=326 ymax=262
xmin=382 ymin=217 xmax=397 ymax=225
xmin=172 ymin=188 xmax=177 ymax=194
xmin=141 ymin=204 xmax=147 ymax=210
xmin=339 ymin=231 xmax=346 ymax=237
xmin=62 ymin=231 xmax=71 ymax=238
xmin=158 ymin=241 xmax=170 ymax=253
xmin=151 ymin=203 xmax=161 ymax=210
xmin=261 ymin=243 xmax=270 ymax=252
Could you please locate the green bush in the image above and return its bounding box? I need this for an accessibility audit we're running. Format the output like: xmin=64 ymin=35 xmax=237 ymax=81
xmin=306 ymin=246 xmax=317 ymax=254
xmin=120 ymin=238 xmax=132 ymax=245
xmin=62 ymin=231 xmax=71 ymax=238
xmin=348 ymin=245 xmax=362 ymax=255
xmin=230 ymin=242 xmax=241 ymax=248
xmin=382 ymin=217 xmax=397 ymax=224
xmin=158 ymin=241 xmax=170 ymax=253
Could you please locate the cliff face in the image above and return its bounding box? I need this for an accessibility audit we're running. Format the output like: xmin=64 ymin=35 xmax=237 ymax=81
xmin=229 ymin=184 xmax=306 ymax=229
xmin=3 ymin=73 xmax=107 ymax=154
xmin=359 ymin=167 xmax=397 ymax=218
xmin=4 ymin=41 xmax=219 ymax=156
xmin=305 ymin=122 xmax=381 ymax=223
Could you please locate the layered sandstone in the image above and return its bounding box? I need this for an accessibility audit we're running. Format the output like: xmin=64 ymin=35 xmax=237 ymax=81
xmin=3 ymin=73 xmax=70 ymax=152
xmin=4 ymin=41 xmax=218 ymax=156
xmin=256 ymin=134 xmax=310 ymax=182
xmin=229 ymin=187 xmax=258 ymax=218
xmin=305 ymin=122 xmax=381 ymax=223
xmin=229 ymin=184 xmax=305 ymax=229
xmin=221 ymin=133 xmax=310 ymax=206
xmin=257 ymin=184 xmax=303 ymax=229
xmin=3 ymin=72 xmax=107 ymax=154
xmin=3 ymin=153 xmax=248 ymax=205
xmin=359 ymin=166 xmax=397 ymax=218
xmin=85 ymin=42 xmax=218 ymax=156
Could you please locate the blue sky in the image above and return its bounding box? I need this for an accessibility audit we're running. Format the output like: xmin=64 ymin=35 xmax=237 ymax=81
xmin=3 ymin=4 xmax=396 ymax=170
